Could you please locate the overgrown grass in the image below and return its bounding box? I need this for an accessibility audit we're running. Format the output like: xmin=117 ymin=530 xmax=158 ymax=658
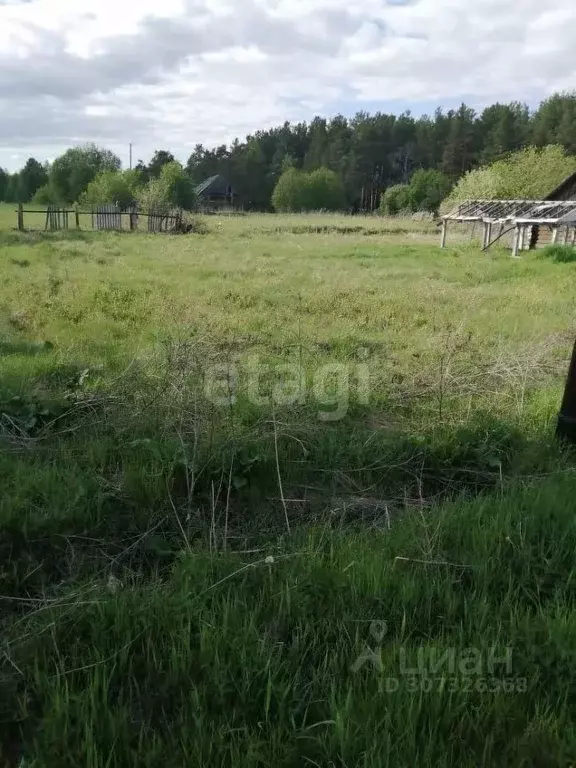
xmin=0 ymin=212 xmax=575 ymax=765
xmin=541 ymin=243 xmax=576 ymax=263
xmin=2 ymin=476 xmax=576 ymax=766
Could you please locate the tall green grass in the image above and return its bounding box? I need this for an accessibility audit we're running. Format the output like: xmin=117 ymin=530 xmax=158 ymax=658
xmin=2 ymin=476 xmax=575 ymax=766
xmin=0 ymin=215 xmax=575 ymax=765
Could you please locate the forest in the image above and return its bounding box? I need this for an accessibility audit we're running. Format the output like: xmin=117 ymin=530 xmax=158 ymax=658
xmin=1 ymin=92 xmax=576 ymax=212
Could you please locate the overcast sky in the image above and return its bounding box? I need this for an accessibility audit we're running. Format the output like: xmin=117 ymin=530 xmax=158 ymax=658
xmin=1 ymin=0 xmax=575 ymax=171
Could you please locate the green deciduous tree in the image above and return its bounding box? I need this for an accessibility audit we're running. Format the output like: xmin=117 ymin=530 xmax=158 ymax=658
xmin=380 ymin=170 xmax=452 ymax=216
xmin=137 ymin=162 xmax=197 ymax=211
xmin=408 ymin=169 xmax=453 ymax=214
xmin=32 ymin=183 xmax=64 ymax=205
xmin=306 ymin=168 xmax=346 ymax=210
xmin=49 ymin=144 xmax=121 ymax=203
xmin=78 ymin=169 xmax=145 ymax=209
xmin=380 ymin=184 xmax=412 ymax=216
xmin=271 ymin=168 xmax=305 ymax=211
xmin=272 ymin=167 xmax=345 ymax=211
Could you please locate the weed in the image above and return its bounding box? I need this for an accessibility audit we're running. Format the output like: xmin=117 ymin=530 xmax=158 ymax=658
xmin=541 ymin=244 xmax=576 ymax=263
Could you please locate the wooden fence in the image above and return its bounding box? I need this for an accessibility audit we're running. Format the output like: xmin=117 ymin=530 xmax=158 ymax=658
xmin=16 ymin=203 xmax=186 ymax=234
xmin=45 ymin=206 xmax=69 ymax=231
xmin=94 ymin=204 xmax=122 ymax=231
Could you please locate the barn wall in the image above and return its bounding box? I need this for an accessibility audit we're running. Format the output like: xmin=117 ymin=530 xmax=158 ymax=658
xmin=535 ymin=225 xmax=575 ymax=248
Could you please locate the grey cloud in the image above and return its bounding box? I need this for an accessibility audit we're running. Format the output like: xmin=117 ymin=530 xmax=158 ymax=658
xmin=2 ymin=0 xmax=576 ymax=169
xmin=0 ymin=96 xmax=151 ymax=146
xmin=0 ymin=2 xmax=360 ymax=102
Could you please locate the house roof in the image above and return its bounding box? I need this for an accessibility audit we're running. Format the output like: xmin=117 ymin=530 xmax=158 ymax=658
xmin=545 ymin=170 xmax=576 ymax=201
xmin=195 ymin=174 xmax=233 ymax=197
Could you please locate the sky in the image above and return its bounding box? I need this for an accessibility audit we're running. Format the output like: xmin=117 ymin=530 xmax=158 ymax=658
xmin=1 ymin=0 xmax=575 ymax=171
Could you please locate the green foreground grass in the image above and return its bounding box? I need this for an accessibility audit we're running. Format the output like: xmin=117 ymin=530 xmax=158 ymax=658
xmin=1 ymin=210 xmax=575 ymax=765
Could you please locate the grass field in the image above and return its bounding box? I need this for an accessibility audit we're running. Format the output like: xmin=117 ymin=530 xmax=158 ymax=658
xmin=1 ymin=203 xmax=575 ymax=766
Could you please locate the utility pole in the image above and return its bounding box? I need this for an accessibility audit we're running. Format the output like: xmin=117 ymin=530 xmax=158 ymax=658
xmin=129 ymin=143 xmax=133 ymax=170
xmin=557 ymin=339 xmax=576 ymax=443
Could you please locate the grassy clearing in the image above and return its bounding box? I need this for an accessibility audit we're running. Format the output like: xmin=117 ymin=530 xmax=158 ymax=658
xmin=1 ymin=210 xmax=575 ymax=765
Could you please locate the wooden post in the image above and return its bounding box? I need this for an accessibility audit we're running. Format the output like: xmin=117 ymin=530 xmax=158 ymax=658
xmin=557 ymin=338 xmax=576 ymax=443
xmin=17 ymin=203 xmax=24 ymax=231
xmin=518 ymin=225 xmax=525 ymax=251
xmin=511 ymin=226 xmax=520 ymax=258
xmin=562 ymin=227 xmax=569 ymax=245
xmin=571 ymin=228 xmax=576 ymax=246
xmin=440 ymin=220 xmax=448 ymax=248
xmin=552 ymin=227 xmax=559 ymax=245
xmin=486 ymin=222 xmax=492 ymax=249
xmin=75 ymin=207 xmax=80 ymax=230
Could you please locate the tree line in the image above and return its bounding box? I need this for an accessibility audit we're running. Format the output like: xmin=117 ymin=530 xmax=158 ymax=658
xmin=1 ymin=93 xmax=576 ymax=211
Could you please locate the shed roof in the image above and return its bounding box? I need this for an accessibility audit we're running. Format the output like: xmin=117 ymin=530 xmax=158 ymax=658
xmin=442 ymin=199 xmax=576 ymax=225
xmin=545 ymin=170 xmax=576 ymax=201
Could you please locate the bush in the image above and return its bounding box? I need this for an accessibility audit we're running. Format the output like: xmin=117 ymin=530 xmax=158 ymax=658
xmin=137 ymin=162 xmax=197 ymax=212
xmin=381 ymin=171 xmax=452 ymax=216
xmin=271 ymin=168 xmax=305 ymax=212
xmin=32 ymin=184 xmax=64 ymax=205
xmin=79 ymin=170 xmax=144 ymax=209
xmin=306 ymin=168 xmax=346 ymax=211
xmin=272 ymin=167 xmax=345 ymax=212
xmin=408 ymin=169 xmax=453 ymax=215
xmin=380 ymin=184 xmax=412 ymax=216
xmin=159 ymin=162 xmax=197 ymax=210
xmin=541 ymin=244 xmax=576 ymax=263
xmin=442 ymin=145 xmax=576 ymax=213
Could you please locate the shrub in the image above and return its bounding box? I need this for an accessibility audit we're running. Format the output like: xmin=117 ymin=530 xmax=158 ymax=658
xmin=137 ymin=162 xmax=197 ymax=212
xmin=306 ymin=168 xmax=346 ymax=211
xmin=271 ymin=168 xmax=305 ymax=212
xmin=540 ymin=244 xmax=576 ymax=263
xmin=408 ymin=169 xmax=453 ymax=215
xmin=380 ymin=184 xmax=412 ymax=216
xmin=79 ymin=170 xmax=144 ymax=209
xmin=32 ymin=184 xmax=64 ymax=205
xmin=272 ymin=167 xmax=345 ymax=212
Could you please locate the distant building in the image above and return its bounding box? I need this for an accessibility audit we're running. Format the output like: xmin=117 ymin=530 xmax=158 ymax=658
xmin=195 ymin=175 xmax=236 ymax=211
xmin=531 ymin=170 xmax=576 ymax=248
xmin=441 ymin=169 xmax=576 ymax=254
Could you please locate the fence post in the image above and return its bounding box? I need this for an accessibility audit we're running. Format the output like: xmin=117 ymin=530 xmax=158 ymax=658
xmin=557 ymin=339 xmax=576 ymax=443
xmin=440 ymin=219 xmax=448 ymax=248
xmin=17 ymin=203 xmax=24 ymax=231
xmin=75 ymin=207 xmax=80 ymax=230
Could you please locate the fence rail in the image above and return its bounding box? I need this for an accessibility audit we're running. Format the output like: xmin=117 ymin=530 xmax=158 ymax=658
xmin=16 ymin=203 xmax=188 ymax=234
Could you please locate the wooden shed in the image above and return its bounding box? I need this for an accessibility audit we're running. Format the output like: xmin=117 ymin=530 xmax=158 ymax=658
xmin=195 ymin=175 xmax=236 ymax=211
xmin=441 ymin=169 xmax=576 ymax=254
xmin=531 ymin=170 xmax=576 ymax=248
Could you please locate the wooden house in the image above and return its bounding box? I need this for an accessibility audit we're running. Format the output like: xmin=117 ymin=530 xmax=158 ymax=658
xmin=195 ymin=175 xmax=236 ymax=210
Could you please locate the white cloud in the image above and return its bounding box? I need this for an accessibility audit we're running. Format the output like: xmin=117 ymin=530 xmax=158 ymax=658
xmin=1 ymin=0 xmax=575 ymax=170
